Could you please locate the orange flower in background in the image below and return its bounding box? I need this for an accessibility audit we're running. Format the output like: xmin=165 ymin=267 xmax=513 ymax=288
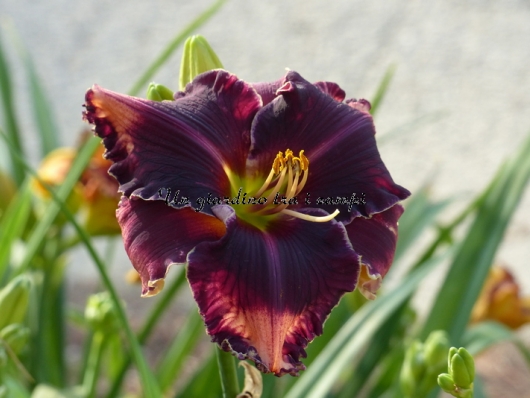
xmin=81 ymin=145 xmax=122 ymax=235
xmin=471 ymin=266 xmax=530 ymax=329
xmin=33 ymin=134 xmax=121 ymax=235
xmin=33 ymin=147 xmax=79 ymax=198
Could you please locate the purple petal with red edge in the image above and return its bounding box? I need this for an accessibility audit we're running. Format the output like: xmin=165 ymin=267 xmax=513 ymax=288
xmin=252 ymin=78 xmax=346 ymax=106
xmin=251 ymin=79 xmax=283 ymax=106
xmin=314 ymin=81 xmax=346 ymax=102
xmin=117 ymin=196 xmax=226 ymax=296
xmin=346 ymin=204 xmax=404 ymax=299
xmin=83 ymin=70 xmax=261 ymax=214
xmin=247 ymin=71 xmax=409 ymax=222
xmin=187 ymin=205 xmax=359 ymax=376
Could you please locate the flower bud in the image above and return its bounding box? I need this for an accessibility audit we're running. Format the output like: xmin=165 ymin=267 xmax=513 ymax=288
xmin=448 ymin=346 xmax=458 ymax=369
xmin=0 ymin=275 xmax=31 ymax=331
xmin=0 ymin=323 xmax=30 ymax=355
xmin=424 ymin=330 xmax=450 ymax=373
xmin=450 ymin=354 xmax=472 ymax=389
xmin=179 ymin=35 xmax=223 ymax=90
xmin=400 ymin=340 xmax=425 ymax=397
xmin=449 ymin=348 xmax=474 ymax=389
xmin=457 ymin=348 xmax=475 ymax=382
xmin=85 ymin=292 xmax=118 ymax=333
xmin=147 ymin=83 xmax=174 ymax=102
xmin=407 ymin=340 xmax=425 ymax=379
xmin=437 ymin=373 xmax=455 ymax=392
xmin=437 ymin=347 xmax=475 ymax=397
xmin=471 ymin=266 xmax=530 ymax=329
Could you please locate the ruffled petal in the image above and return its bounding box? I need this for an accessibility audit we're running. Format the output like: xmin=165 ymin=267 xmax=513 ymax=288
xmin=313 ymin=81 xmax=346 ymax=102
xmin=345 ymin=204 xmax=404 ymax=299
xmin=251 ymin=79 xmax=283 ymax=106
xmin=187 ymin=206 xmax=359 ymax=376
xmin=248 ymin=71 xmax=409 ymax=222
xmin=252 ymin=78 xmax=345 ymax=106
xmin=117 ymin=196 xmax=226 ymax=296
xmin=83 ymin=70 xmax=261 ymax=214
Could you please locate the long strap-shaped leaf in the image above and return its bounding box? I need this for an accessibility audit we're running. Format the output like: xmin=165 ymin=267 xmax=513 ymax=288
xmin=284 ymin=254 xmax=443 ymax=398
xmin=0 ymin=136 xmax=162 ymax=397
xmin=0 ymin=34 xmax=25 ymax=185
xmin=0 ymin=176 xmax=32 ymax=279
xmin=420 ymin=131 xmax=530 ymax=343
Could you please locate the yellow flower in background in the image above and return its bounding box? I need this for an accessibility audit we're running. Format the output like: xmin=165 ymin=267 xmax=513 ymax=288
xmin=32 ymin=147 xmax=79 ymax=198
xmin=80 ymin=145 xmax=122 ymax=235
xmin=471 ymin=266 xmax=530 ymax=329
xmin=33 ymin=134 xmax=121 ymax=235
xmin=32 ymin=147 xmax=84 ymax=217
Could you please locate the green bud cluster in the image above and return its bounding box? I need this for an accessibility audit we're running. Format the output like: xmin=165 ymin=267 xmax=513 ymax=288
xmin=437 ymin=347 xmax=475 ymax=397
xmin=146 ymin=35 xmax=223 ymax=103
xmin=400 ymin=330 xmax=450 ymax=397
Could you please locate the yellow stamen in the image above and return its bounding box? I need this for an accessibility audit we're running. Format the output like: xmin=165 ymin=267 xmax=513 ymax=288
xmin=226 ymin=149 xmax=339 ymax=225
xmin=263 ymin=166 xmax=287 ymax=204
xmin=294 ymin=170 xmax=308 ymax=197
xmin=254 ymin=167 xmax=276 ymax=198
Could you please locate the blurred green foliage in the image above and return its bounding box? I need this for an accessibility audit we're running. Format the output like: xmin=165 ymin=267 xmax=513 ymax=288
xmin=1 ymin=0 xmax=529 ymax=396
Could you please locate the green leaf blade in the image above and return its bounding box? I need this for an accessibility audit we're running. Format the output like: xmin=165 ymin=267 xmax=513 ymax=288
xmin=420 ymin=132 xmax=530 ymax=343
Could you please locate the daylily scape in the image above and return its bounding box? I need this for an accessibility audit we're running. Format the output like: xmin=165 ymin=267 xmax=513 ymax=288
xmin=83 ymin=70 xmax=409 ymax=376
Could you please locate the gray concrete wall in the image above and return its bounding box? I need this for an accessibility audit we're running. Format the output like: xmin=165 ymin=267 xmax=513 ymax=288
xmin=2 ymin=0 xmax=529 ymax=292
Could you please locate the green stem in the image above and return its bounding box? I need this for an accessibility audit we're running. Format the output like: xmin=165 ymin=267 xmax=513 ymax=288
xmin=82 ymin=331 xmax=106 ymax=398
xmin=216 ymin=348 xmax=239 ymax=398
xmin=62 ymin=210 xmax=161 ymax=396
xmin=156 ymin=309 xmax=205 ymax=392
xmin=33 ymin=239 xmax=66 ymax=387
xmin=105 ymin=269 xmax=186 ymax=398
xmin=127 ymin=0 xmax=226 ymax=96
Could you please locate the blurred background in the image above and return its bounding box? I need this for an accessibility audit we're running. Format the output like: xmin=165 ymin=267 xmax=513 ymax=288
xmin=2 ymin=0 xmax=529 ymax=289
xmin=2 ymin=0 xmax=530 ymax=396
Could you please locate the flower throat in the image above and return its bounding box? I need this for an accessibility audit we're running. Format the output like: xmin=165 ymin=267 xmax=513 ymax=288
xmin=223 ymin=149 xmax=339 ymax=229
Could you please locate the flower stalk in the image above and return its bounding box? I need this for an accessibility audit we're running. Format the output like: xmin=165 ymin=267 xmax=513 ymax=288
xmin=216 ymin=347 xmax=240 ymax=398
xmin=82 ymin=331 xmax=106 ymax=398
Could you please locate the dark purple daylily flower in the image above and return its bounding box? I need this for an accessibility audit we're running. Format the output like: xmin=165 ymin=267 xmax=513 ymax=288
xmin=83 ymin=70 xmax=409 ymax=376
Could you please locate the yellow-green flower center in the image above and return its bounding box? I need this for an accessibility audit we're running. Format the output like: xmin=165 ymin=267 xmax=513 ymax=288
xmin=223 ymin=149 xmax=339 ymax=229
